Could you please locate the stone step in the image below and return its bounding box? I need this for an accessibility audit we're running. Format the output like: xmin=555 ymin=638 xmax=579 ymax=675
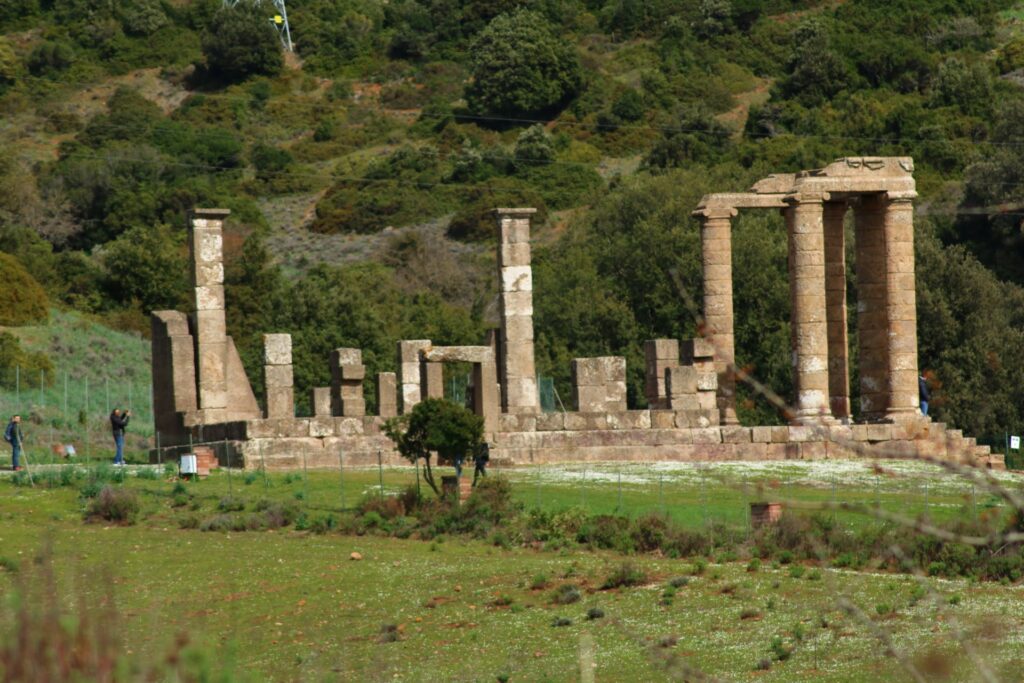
xmin=986 ymin=453 xmax=1006 ymax=471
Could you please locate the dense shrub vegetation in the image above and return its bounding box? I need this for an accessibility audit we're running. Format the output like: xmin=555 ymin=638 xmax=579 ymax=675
xmin=2 ymin=0 xmax=1024 ymax=443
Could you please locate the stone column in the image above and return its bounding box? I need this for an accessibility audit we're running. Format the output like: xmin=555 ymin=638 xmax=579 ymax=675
xmin=376 ymin=372 xmax=398 ymax=418
xmin=330 ymin=348 xmax=366 ymax=417
xmin=854 ymin=195 xmax=889 ymax=419
xmin=823 ymin=201 xmax=850 ymax=420
xmin=151 ymin=310 xmax=197 ymax=442
xmin=496 ymin=208 xmax=539 ymax=414
xmin=695 ymin=207 xmax=738 ymax=425
xmin=189 ymin=208 xmax=231 ymax=422
xmin=786 ymin=194 xmax=833 ymax=423
xmin=263 ymin=333 xmax=294 ymax=419
xmin=472 ymin=361 xmax=500 ymax=432
xmin=883 ymin=192 xmax=920 ymax=420
xmin=397 ymin=340 xmax=431 ymax=414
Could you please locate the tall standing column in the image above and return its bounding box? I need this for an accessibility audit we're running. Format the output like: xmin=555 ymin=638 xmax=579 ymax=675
xmin=823 ymin=201 xmax=850 ymax=420
xmin=854 ymin=195 xmax=889 ymax=419
xmin=695 ymin=207 xmax=738 ymax=425
xmin=786 ymin=193 xmax=833 ymax=423
xmin=263 ymin=333 xmax=294 ymax=419
xmin=189 ymin=208 xmax=231 ymax=423
xmin=883 ymin=192 xmax=919 ymax=420
xmin=496 ymin=208 xmax=539 ymax=414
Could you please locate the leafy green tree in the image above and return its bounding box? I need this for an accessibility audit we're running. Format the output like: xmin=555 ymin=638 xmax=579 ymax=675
xmin=201 ymin=5 xmax=282 ymax=83
xmin=101 ymin=224 xmax=189 ymax=313
xmin=383 ymin=398 xmax=483 ymax=495
xmin=0 ymin=37 xmax=17 ymax=89
xmin=465 ymin=9 xmax=582 ymax=118
xmin=0 ymin=253 xmax=49 ymax=326
xmin=611 ymin=89 xmax=645 ymax=122
xmin=25 ymin=40 xmax=73 ymax=76
xmin=644 ymin=107 xmax=732 ymax=169
xmin=0 ymin=332 xmax=54 ymax=390
xmin=777 ymin=17 xmax=848 ymax=105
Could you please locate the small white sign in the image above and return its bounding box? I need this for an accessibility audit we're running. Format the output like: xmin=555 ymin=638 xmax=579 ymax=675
xmin=1011 ymin=436 xmax=1021 ymax=451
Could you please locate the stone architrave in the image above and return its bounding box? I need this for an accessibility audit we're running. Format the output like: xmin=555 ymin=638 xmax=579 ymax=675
xmin=330 ymin=348 xmax=366 ymax=417
xmin=397 ymin=340 xmax=431 ymax=414
xmin=644 ymin=339 xmax=679 ymax=409
xmin=376 ymin=372 xmax=398 ymax=418
xmin=823 ymin=200 xmax=850 ymax=419
xmin=785 ymin=193 xmax=833 ymax=423
xmin=496 ymin=208 xmax=539 ymax=414
xmin=263 ymin=333 xmax=294 ymax=419
xmin=693 ymin=205 xmax=739 ymax=425
xmin=189 ymin=208 xmax=231 ymax=421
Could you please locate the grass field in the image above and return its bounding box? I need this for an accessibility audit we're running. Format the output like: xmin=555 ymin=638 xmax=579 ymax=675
xmin=0 ymin=460 xmax=1022 ymax=681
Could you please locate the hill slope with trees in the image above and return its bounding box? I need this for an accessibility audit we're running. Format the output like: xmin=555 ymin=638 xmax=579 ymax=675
xmin=2 ymin=0 xmax=1024 ymax=444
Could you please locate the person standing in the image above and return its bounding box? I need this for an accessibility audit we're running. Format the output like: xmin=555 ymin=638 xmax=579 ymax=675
xmin=473 ymin=442 xmax=490 ymax=486
xmin=4 ymin=415 xmax=23 ymax=471
xmin=110 ymin=408 xmax=131 ymax=465
xmin=919 ymin=374 xmax=931 ymax=416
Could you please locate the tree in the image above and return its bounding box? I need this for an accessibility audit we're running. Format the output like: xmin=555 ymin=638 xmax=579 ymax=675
xmin=201 ymin=5 xmax=282 ymax=84
xmin=383 ymin=398 xmax=483 ymax=495
xmin=465 ymin=9 xmax=582 ymax=119
xmin=0 ymin=253 xmax=49 ymax=326
xmin=101 ymin=224 xmax=189 ymax=313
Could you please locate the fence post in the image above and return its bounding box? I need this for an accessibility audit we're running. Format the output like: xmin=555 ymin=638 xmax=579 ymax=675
xmin=15 ymin=364 xmax=19 ymax=407
xmin=581 ymin=467 xmax=587 ymax=510
xmin=260 ymin=440 xmax=268 ymax=490
xmin=302 ymin=443 xmax=308 ymax=502
xmin=156 ymin=430 xmax=162 ymax=468
xmin=338 ymin=448 xmax=345 ymax=510
xmin=377 ymin=449 xmax=384 ymax=500
xmin=617 ymin=467 xmax=622 ymax=512
xmin=84 ymin=376 xmax=89 ymax=461
xmin=225 ymin=436 xmax=232 ymax=497
xmin=658 ymin=472 xmax=665 ymax=518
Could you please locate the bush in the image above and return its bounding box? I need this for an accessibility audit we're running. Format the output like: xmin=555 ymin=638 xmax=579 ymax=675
xmin=601 ymin=562 xmax=646 ymax=590
xmin=84 ymin=486 xmax=140 ymax=524
xmin=551 ymin=584 xmax=581 ymax=605
xmin=586 ymin=607 xmax=605 ymax=620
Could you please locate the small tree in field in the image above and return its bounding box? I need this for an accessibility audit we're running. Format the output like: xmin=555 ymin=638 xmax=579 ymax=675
xmin=383 ymin=398 xmax=483 ymax=496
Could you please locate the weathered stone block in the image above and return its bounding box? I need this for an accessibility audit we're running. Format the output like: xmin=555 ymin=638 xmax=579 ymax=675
xmin=263 ymin=334 xmax=292 ymax=365
xmin=692 ymin=428 xmax=722 ymax=444
xmin=751 ymin=426 xmax=773 ymax=443
xmin=536 ymin=412 xmax=565 ymax=431
xmin=866 ymin=423 xmax=893 ymax=442
xmin=651 ymin=410 xmax=675 ymax=429
xmin=721 ymin=426 xmax=751 ymax=443
xmin=681 ymin=338 xmax=716 ymax=362
xmin=771 ymin=426 xmax=790 ymax=443
xmin=501 ymin=266 xmax=533 ymax=292
xmin=332 ymin=348 xmax=362 ymax=366
xmin=645 ymin=339 xmax=679 ymax=361
xmin=696 ymin=372 xmax=718 ymax=392
xmin=376 ymin=372 xmax=397 ymax=418
xmin=266 ymin=387 xmax=294 ymax=419
xmin=340 ymin=365 xmax=366 ymax=381
xmin=264 ymin=364 xmax=293 ymax=388
xmin=498 ymin=414 xmax=520 ymax=432
xmin=668 ymin=394 xmax=699 ymax=411
xmin=309 ymin=418 xmax=335 ymax=438
xmin=666 ymin=366 xmax=697 ymax=395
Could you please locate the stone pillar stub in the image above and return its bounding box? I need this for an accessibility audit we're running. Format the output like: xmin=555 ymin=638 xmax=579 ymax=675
xmin=263 ymin=333 xmax=294 ymax=419
xmin=644 ymin=339 xmax=679 ymax=409
xmin=398 ymin=340 xmax=431 ymax=414
xmin=377 ymin=372 xmax=398 ymax=418
xmin=423 ymin=361 xmax=444 ymax=400
xmin=694 ymin=206 xmax=738 ymax=425
xmin=189 ymin=208 xmax=230 ymax=416
xmin=330 ymin=348 xmax=366 ymax=417
xmin=823 ymin=201 xmax=850 ymax=420
xmin=786 ymin=194 xmax=833 ymax=423
xmin=571 ymin=357 xmax=627 ymax=412
xmin=496 ymin=208 xmax=539 ymax=414
xmin=311 ymin=387 xmax=332 ymax=417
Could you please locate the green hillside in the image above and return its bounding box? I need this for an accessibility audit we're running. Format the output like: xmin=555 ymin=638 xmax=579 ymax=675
xmin=0 ymin=308 xmax=153 ymax=456
xmin=2 ymin=0 xmax=1024 ymax=444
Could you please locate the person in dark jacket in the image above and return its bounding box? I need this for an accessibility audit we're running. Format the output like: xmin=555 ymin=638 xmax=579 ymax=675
xmin=110 ymin=408 xmax=131 ymax=465
xmin=919 ymin=374 xmax=930 ymax=416
xmin=4 ymin=415 xmax=23 ymax=471
xmin=473 ymin=442 xmax=490 ymax=486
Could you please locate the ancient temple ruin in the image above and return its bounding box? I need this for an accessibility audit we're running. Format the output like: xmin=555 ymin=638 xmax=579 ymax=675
xmin=151 ymin=158 xmax=1003 ymax=470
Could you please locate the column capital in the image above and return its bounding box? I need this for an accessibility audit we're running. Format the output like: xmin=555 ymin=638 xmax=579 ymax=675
xmin=692 ymin=205 xmax=738 ymax=220
xmin=884 ymin=190 xmax=917 ymax=203
xmin=785 ymin=191 xmax=828 ymax=206
xmin=494 ymin=207 xmax=537 ymax=219
xmin=189 ymin=208 xmax=231 ymax=221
